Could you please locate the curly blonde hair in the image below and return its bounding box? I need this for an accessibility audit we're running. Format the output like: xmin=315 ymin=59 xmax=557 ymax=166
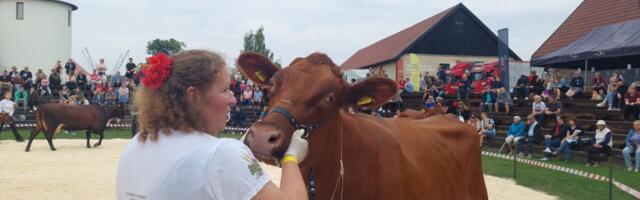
xmin=135 ymin=50 xmax=225 ymax=142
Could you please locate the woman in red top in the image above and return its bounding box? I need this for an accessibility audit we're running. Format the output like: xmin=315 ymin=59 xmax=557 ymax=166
xmin=624 ymin=86 xmax=640 ymax=121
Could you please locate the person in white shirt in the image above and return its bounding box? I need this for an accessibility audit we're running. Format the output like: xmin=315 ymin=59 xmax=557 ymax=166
xmin=96 ymin=58 xmax=107 ymax=77
xmin=0 ymin=91 xmax=24 ymax=142
xmin=117 ymin=50 xmax=309 ymax=200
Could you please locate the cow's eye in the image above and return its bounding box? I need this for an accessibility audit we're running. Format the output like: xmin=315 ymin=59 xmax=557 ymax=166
xmin=325 ymin=94 xmax=334 ymax=103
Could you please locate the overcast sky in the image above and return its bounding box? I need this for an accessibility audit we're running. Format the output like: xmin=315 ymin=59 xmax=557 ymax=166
xmin=68 ymin=0 xmax=582 ymax=71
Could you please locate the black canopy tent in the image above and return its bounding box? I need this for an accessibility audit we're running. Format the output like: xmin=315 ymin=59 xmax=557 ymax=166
xmin=531 ymin=19 xmax=640 ymax=70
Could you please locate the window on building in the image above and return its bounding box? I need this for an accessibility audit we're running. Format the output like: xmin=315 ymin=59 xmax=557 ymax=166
xmin=16 ymin=2 xmax=24 ymax=20
xmin=68 ymin=10 xmax=72 ymax=26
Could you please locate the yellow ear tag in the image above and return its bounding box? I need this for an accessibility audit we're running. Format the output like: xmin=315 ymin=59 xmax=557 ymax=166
xmin=255 ymin=70 xmax=267 ymax=82
xmin=357 ymin=96 xmax=372 ymax=105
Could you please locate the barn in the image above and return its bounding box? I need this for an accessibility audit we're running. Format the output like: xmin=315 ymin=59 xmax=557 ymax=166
xmin=340 ymin=3 xmax=521 ymax=83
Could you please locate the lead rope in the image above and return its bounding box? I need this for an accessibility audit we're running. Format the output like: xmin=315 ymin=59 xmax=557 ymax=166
xmin=330 ymin=117 xmax=344 ymax=200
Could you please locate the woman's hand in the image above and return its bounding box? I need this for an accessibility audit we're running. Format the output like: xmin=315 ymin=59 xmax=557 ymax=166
xmin=284 ymin=130 xmax=309 ymax=163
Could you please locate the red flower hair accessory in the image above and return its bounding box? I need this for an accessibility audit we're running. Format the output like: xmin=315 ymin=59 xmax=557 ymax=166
xmin=142 ymin=53 xmax=173 ymax=90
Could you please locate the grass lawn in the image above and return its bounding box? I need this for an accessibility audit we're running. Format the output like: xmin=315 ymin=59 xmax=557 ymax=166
xmin=483 ymin=155 xmax=638 ymax=200
xmin=0 ymin=128 xmax=244 ymax=140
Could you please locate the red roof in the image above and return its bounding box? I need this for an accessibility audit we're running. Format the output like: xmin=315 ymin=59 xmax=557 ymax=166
xmin=340 ymin=6 xmax=455 ymax=70
xmin=532 ymin=0 xmax=640 ymax=58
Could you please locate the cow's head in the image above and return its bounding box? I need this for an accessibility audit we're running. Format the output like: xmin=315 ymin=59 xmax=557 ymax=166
xmin=238 ymin=52 xmax=397 ymax=164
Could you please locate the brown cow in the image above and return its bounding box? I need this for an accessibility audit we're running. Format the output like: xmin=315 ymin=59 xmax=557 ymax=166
xmin=238 ymin=52 xmax=487 ymax=199
xmin=24 ymin=103 xmax=123 ymax=152
xmin=396 ymin=105 xmax=445 ymax=119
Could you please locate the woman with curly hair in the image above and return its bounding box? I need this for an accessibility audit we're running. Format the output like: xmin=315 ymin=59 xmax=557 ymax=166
xmin=116 ymin=50 xmax=309 ymax=200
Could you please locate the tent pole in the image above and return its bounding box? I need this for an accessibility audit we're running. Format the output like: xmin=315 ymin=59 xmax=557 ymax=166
xmin=584 ymin=60 xmax=588 ymax=91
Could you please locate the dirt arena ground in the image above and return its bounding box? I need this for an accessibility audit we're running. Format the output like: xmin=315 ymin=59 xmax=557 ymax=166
xmin=0 ymin=139 xmax=556 ymax=200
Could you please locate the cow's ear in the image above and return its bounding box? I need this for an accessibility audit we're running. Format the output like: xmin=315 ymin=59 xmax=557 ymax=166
xmin=345 ymin=77 xmax=398 ymax=108
xmin=237 ymin=52 xmax=280 ymax=86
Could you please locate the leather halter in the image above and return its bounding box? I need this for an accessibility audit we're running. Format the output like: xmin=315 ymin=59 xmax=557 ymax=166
xmin=268 ymin=107 xmax=320 ymax=138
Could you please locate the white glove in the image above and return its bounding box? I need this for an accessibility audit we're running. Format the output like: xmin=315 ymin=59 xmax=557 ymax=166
xmin=284 ymin=129 xmax=309 ymax=163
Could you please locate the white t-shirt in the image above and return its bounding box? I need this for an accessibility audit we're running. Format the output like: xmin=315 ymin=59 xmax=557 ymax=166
xmin=0 ymin=99 xmax=15 ymax=115
xmin=116 ymin=130 xmax=270 ymax=200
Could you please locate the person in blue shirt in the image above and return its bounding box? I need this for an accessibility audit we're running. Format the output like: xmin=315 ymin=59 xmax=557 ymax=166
xmin=623 ymin=120 xmax=640 ymax=172
xmin=404 ymin=78 xmax=414 ymax=93
xmin=501 ymin=116 xmax=525 ymax=154
xmin=480 ymin=85 xmax=496 ymax=114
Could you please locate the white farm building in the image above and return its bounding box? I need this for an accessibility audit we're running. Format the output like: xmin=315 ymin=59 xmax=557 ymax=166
xmin=0 ymin=0 xmax=78 ymax=72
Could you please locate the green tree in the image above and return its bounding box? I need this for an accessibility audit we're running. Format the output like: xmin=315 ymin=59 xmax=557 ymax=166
xmin=242 ymin=26 xmax=281 ymax=67
xmin=146 ymin=38 xmax=186 ymax=55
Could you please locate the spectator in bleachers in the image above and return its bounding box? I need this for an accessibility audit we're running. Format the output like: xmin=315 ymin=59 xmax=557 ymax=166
xmin=598 ymin=77 xmax=621 ymax=111
xmin=259 ymin=106 xmax=268 ymax=120
xmin=229 ymin=106 xmax=245 ymax=127
xmin=565 ymin=71 xmax=585 ymax=100
xmin=495 ymin=87 xmax=512 ymax=113
xmin=491 ymin=76 xmax=504 ymax=92
xmin=623 ymin=86 xmax=640 ymax=121
xmin=586 ymin=120 xmax=613 ymax=167
xmin=241 ymin=86 xmax=253 ymax=107
xmin=613 ymin=71 xmax=625 ymax=111
xmin=552 ymin=118 xmax=583 ymax=162
xmin=65 ymin=59 xmax=76 ymax=76
xmin=8 ymin=66 xmax=19 ymax=81
xmin=35 ymin=68 xmax=45 ymax=88
xmin=53 ymin=60 xmax=62 ymax=74
xmin=479 ymin=112 xmax=496 ymax=145
xmin=125 ymin=58 xmax=136 ymax=85
xmin=49 ymin=69 xmax=62 ymax=95
xmin=405 ymin=78 xmax=415 ymax=94
xmin=531 ymin=95 xmax=546 ymax=125
xmin=467 ymin=115 xmax=481 ymax=134
xmin=105 ymin=87 xmax=117 ymax=105
xmin=623 ymin=120 xmax=640 ymax=172
xmin=27 ymin=87 xmax=37 ymax=110
xmin=20 ymin=66 xmax=33 ymax=90
xmin=397 ymin=77 xmax=406 ymax=92
xmin=591 ymin=72 xmax=606 ymax=100
xmin=542 ymin=76 xmax=560 ymax=99
xmin=528 ymin=71 xmax=541 ymax=95
xmin=253 ymin=86 xmax=263 ymax=106
xmin=77 ymin=71 xmax=88 ymax=91
xmin=65 ymin=74 xmax=78 ymax=93
xmin=502 ymin=115 xmax=525 ymax=155
xmin=542 ymin=95 xmax=562 ymax=126
xmin=523 ymin=114 xmax=542 ymax=158
xmin=96 ymin=58 xmax=107 ymax=77
xmin=89 ymin=69 xmax=98 ymax=89
xmin=542 ymin=116 xmax=569 ymax=161
xmin=480 ymin=85 xmax=495 ymax=114
xmin=39 ymin=75 xmax=50 ymax=96
xmin=437 ymin=66 xmax=446 ymax=84
xmin=111 ymin=71 xmax=123 ymax=88
xmin=0 ymin=71 xmax=11 ymax=84
xmin=92 ymin=87 xmax=105 ymax=105
xmin=457 ymin=74 xmax=471 ymax=100
xmin=513 ymin=75 xmax=529 ymax=100
xmin=14 ymin=86 xmax=28 ymax=111
xmin=118 ymin=83 xmax=130 ymax=106
xmin=430 ymin=78 xmax=444 ymax=98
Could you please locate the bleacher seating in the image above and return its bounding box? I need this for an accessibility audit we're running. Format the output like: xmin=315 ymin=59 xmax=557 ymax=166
xmin=400 ymin=92 xmax=635 ymax=165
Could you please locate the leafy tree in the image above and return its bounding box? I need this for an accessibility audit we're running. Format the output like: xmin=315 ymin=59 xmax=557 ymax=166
xmin=242 ymin=26 xmax=281 ymax=67
xmin=146 ymin=38 xmax=186 ymax=55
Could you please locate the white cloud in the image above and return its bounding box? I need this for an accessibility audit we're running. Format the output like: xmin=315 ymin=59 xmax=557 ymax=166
xmin=67 ymin=0 xmax=582 ymax=71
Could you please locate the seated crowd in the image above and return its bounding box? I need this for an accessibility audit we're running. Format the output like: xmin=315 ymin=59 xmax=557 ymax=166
xmin=1 ymin=58 xmax=143 ymax=112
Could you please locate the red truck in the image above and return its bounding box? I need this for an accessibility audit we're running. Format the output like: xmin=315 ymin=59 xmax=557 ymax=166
xmin=444 ymin=60 xmax=500 ymax=95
